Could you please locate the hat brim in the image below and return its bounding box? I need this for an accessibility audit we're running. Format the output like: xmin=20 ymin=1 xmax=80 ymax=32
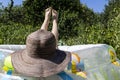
xmin=11 ymin=49 xmax=71 ymax=77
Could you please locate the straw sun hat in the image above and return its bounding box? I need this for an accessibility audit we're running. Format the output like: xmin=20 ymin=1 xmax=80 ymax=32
xmin=11 ymin=29 xmax=71 ymax=77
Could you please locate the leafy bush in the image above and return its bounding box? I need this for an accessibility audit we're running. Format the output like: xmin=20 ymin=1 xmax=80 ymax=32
xmin=105 ymin=14 xmax=120 ymax=58
xmin=63 ymin=14 xmax=120 ymax=58
xmin=0 ymin=0 xmax=120 ymax=59
xmin=64 ymin=23 xmax=105 ymax=45
xmin=0 ymin=22 xmax=39 ymax=44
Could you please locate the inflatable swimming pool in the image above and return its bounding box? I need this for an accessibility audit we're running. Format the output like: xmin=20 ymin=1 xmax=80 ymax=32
xmin=0 ymin=44 xmax=120 ymax=80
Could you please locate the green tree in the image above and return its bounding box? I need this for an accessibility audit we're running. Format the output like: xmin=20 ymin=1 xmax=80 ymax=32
xmin=23 ymin=0 xmax=81 ymax=39
xmin=102 ymin=0 xmax=120 ymax=26
xmin=23 ymin=0 xmax=97 ymax=39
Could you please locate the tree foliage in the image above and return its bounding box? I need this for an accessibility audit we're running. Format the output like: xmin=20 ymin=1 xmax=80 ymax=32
xmin=102 ymin=0 xmax=120 ymax=25
xmin=22 ymin=0 xmax=97 ymax=39
xmin=0 ymin=0 xmax=120 ymax=58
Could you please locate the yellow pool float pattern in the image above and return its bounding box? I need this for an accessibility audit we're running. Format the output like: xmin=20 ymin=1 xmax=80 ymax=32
xmin=108 ymin=46 xmax=120 ymax=66
xmin=3 ymin=55 xmax=14 ymax=75
xmin=66 ymin=53 xmax=87 ymax=78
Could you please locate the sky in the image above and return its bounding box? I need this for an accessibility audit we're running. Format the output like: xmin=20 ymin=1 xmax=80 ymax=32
xmin=0 ymin=0 xmax=22 ymax=6
xmin=80 ymin=0 xmax=108 ymax=13
xmin=0 ymin=0 xmax=108 ymax=13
